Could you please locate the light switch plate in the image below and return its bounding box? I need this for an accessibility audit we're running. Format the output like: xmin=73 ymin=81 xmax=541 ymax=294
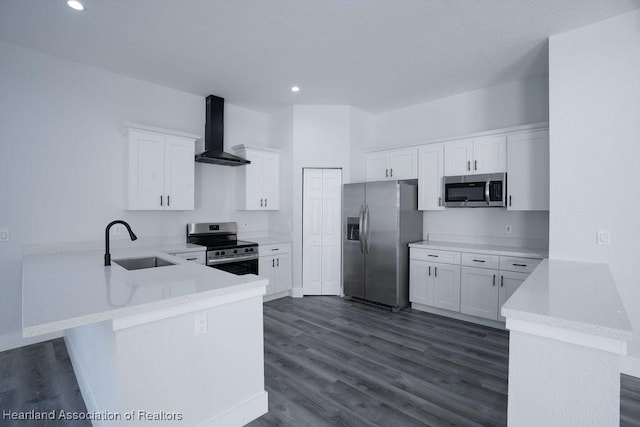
xmin=596 ymin=230 xmax=610 ymax=246
xmin=0 ymin=228 xmax=9 ymax=242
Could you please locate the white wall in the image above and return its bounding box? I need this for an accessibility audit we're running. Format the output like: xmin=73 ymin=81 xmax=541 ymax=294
xmin=375 ymin=75 xmax=549 ymax=149
xmin=0 ymin=42 xmax=269 ymax=348
xmin=548 ymin=9 xmax=640 ymax=365
xmin=267 ymin=107 xmax=294 ymax=235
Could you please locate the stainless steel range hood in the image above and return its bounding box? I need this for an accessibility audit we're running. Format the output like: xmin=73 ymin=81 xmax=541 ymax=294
xmin=195 ymin=95 xmax=250 ymax=166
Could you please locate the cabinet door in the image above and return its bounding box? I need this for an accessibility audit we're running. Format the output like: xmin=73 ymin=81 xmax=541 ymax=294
xmin=473 ymin=135 xmax=507 ymax=174
xmin=460 ymin=266 xmax=499 ymax=320
xmin=244 ymin=151 xmax=264 ymax=210
xmin=498 ymin=271 xmax=529 ymax=322
xmin=130 ymin=131 xmax=166 ymax=210
xmin=409 ymin=260 xmax=433 ymax=305
xmin=259 ymin=256 xmax=276 ymax=295
xmin=365 ymin=153 xmax=389 ymax=181
xmin=275 ymin=253 xmax=292 ymax=293
xmin=262 ymin=152 xmax=279 ymax=210
xmin=432 ymin=263 xmax=461 ymax=312
xmin=418 ymin=144 xmax=445 ymax=210
xmin=444 ymin=139 xmax=473 ymax=176
xmin=507 ymin=130 xmax=549 ymax=211
xmin=388 ymin=148 xmax=417 ymax=180
xmin=164 ymin=136 xmax=195 ymax=210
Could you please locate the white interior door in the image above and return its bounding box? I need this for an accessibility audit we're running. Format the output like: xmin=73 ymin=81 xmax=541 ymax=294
xmin=303 ymin=168 xmax=343 ymax=296
xmin=321 ymin=169 xmax=342 ymax=295
xmin=302 ymin=169 xmax=324 ymax=295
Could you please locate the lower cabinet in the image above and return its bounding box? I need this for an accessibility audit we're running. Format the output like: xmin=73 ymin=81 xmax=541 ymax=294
xmin=409 ymin=259 xmax=461 ymax=312
xmin=410 ymin=247 xmax=541 ymax=326
xmin=258 ymin=243 xmax=292 ymax=298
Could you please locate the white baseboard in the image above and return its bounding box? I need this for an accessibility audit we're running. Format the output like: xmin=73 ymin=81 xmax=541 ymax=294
xmin=0 ymin=330 xmax=63 ymax=353
xmin=622 ymin=355 xmax=640 ymax=378
xmin=202 ymin=391 xmax=268 ymax=427
xmin=291 ymin=287 xmax=304 ymax=298
xmin=411 ymin=303 xmax=506 ymax=330
xmin=263 ymin=290 xmax=291 ymax=302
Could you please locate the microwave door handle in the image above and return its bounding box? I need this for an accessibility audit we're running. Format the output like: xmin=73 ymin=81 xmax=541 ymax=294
xmin=486 ymin=180 xmax=491 ymax=205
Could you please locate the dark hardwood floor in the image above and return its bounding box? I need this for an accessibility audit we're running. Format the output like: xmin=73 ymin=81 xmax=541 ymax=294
xmin=0 ymin=296 xmax=638 ymax=426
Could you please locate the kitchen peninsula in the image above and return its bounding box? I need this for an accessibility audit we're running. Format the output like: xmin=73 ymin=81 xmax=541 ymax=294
xmin=22 ymin=245 xmax=268 ymax=426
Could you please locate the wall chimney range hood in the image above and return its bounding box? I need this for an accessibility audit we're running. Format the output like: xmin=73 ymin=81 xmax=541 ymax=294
xmin=195 ymin=95 xmax=250 ymax=166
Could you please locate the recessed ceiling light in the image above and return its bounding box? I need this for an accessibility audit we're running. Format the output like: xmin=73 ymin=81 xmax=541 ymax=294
xmin=291 ymin=86 xmax=300 ymax=93
xmin=67 ymin=1 xmax=85 ymax=11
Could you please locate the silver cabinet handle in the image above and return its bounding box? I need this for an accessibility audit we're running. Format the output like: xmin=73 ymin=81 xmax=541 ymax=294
xmin=160 ymin=195 xmax=163 ymax=206
xmin=272 ymin=259 xmax=275 ymax=268
xmin=428 ymin=265 xmax=431 ymax=276
xmin=167 ymin=195 xmax=170 ymax=207
xmin=467 ymin=161 xmax=470 ymax=171
xmin=509 ymin=195 xmax=512 ymax=207
xmin=390 ymin=168 xmax=393 ymax=177
xmin=493 ymin=274 xmax=496 ymax=286
xmin=277 ymin=258 xmax=279 ymax=267
xmin=265 ymin=198 xmax=268 ymax=207
xmin=438 ymin=196 xmax=442 ymax=207
xmin=186 ymin=257 xmax=197 ymax=261
xmin=501 ymin=275 xmax=504 ymax=287
xmin=260 ymin=199 xmax=263 ymax=207
xmin=385 ymin=169 xmax=389 ymax=178
xmin=474 ymin=160 xmax=477 ymax=171
xmin=434 ymin=267 xmax=438 ymax=277
xmin=513 ymin=263 xmax=528 ymax=267
xmin=428 ymin=254 xmax=438 ymax=258
xmin=472 ymin=259 xmax=485 ymax=263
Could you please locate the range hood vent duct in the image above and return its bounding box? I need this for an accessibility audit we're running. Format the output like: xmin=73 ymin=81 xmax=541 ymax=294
xmin=195 ymin=95 xmax=250 ymax=166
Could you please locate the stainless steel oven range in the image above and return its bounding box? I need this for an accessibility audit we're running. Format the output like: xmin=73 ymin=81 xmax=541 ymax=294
xmin=186 ymin=222 xmax=258 ymax=275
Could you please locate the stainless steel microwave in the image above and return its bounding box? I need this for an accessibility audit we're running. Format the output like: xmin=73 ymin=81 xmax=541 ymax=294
xmin=443 ymin=173 xmax=507 ymax=207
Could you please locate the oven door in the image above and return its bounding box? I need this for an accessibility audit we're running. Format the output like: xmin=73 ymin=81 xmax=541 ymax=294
xmin=207 ymin=255 xmax=259 ymax=276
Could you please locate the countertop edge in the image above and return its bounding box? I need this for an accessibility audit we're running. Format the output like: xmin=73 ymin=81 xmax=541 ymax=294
xmin=408 ymin=241 xmax=547 ymax=258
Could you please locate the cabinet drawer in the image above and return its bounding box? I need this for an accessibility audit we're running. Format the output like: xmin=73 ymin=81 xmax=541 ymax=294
xmin=499 ymin=256 xmax=542 ymax=274
xmin=461 ymin=252 xmax=500 ymax=269
xmin=172 ymin=251 xmax=206 ymax=265
xmin=410 ymin=248 xmax=460 ymax=265
xmin=259 ymin=243 xmax=291 ymax=257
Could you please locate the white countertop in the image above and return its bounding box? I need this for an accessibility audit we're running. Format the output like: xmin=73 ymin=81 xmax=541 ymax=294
xmin=22 ymin=246 xmax=267 ymax=337
xmin=502 ymin=259 xmax=633 ymax=341
xmin=152 ymin=242 xmax=207 ymax=253
xmin=249 ymin=236 xmax=292 ymax=246
xmin=408 ymin=240 xmax=548 ymax=258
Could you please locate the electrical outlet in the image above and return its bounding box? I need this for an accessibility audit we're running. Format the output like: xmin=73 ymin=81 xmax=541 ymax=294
xmin=194 ymin=313 xmax=208 ymax=336
xmin=113 ymin=224 xmax=126 ymax=235
xmin=596 ymin=230 xmax=610 ymax=246
xmin=505 ymin=225 xmax=512 ymax=234
xmin=0 ymin=228 xmax=9 ymax=242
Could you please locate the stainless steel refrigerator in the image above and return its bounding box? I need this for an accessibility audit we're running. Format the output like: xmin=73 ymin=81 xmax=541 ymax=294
xmin=343 ymin=180 xmax=423 ymax=311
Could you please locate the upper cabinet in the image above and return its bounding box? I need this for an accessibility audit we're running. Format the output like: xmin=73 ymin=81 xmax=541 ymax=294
xmin=444 ymin=135 xmax=506 ymax=176
xmin=125 ymin=124 xmax=198 ymax=211
xmin=364 ymin=147 xmax=418 ymax=181
xmin=418 ymin=143 xmax=445 ymax=211
xmin=233 ymin=145 xmax=280 ymax=210
xmin=507 ymin=130 xmax=550 ymax=211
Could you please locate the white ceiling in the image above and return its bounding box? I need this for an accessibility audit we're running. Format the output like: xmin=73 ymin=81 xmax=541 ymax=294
xmin=1 ymin=0 xmax=638 ymax=113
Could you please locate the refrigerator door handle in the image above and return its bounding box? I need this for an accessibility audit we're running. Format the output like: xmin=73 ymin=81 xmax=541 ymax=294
xmin=364 ymin=205 xmax=371 ymax=254
xmin=358 ymin=205 xmax=365 ymax=254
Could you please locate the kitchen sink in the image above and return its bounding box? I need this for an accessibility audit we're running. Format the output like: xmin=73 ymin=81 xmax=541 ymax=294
xmin=113 ymin=256 xmax=176 ymax=271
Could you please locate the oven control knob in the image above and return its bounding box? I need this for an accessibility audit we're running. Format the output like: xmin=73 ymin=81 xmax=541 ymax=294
xmin=220 ymin=251 xmax=226 ymax=255
xmin=244 ymin=248 xmax=249 ymax=253
xmin=233 ymin=249 xmax=238 ymax=254
xmin=250 ymin=248 xmax=254 ymax=252
xmin=215 ymin=251 xmax=220 ymax=256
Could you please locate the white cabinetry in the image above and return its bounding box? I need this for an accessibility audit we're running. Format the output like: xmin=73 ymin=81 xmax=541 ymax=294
xmin=365 ymin=147 xmax=417 ymax=181
xmin=410 ymin=246 xmax=543 ymax=326
xmin=418 ymin=143 xmax=445 ymax=210
xmin=507 ymin=130 xmax=550 ymax=211
xmin=444 ymin=135 xmax=506 ymax=176
xmin=170 ymin=250 xmax=206 ymax=265
xmin=259 ymin=243 xmax=292 ymax=299
xmin=125 ymin=125 xmax=198 ymax=211
xmin=233 ymin=145 xmax=280 ymax=210
xmin=409 ymin=248 xmax=461 ymax=312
